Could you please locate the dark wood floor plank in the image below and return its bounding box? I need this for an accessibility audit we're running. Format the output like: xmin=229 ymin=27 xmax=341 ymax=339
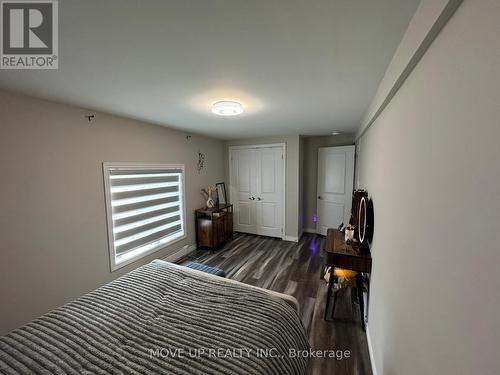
xmin=182 ymin=233 xmax=373 ymax=375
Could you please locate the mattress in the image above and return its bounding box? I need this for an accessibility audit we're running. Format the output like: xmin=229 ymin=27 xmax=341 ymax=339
xmin=0 ymin=260 xmax=309 ymax=374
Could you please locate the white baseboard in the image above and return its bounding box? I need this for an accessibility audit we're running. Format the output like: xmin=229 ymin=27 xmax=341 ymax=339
xmin=366 ymin=324 xmax=378 ymax=375
xmin=162 ymin=244 xmax=197 ymax=263
xmin=303 ymin=227 xmax=317 ymax=234
xmin=283 ymin=235 xmax=299 ymax=242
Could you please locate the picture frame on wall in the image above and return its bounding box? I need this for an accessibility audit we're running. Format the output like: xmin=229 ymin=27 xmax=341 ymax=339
xmin=216 ymin=182 xmax=227 ymax=206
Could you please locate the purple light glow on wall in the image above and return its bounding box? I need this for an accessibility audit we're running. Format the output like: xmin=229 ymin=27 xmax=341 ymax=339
xmin=312 ymin=215 xmax=317 ymax=224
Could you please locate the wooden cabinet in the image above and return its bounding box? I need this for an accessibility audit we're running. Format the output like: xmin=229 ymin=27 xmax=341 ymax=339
xmin=195 ymin=204 xmax=233 ymax=250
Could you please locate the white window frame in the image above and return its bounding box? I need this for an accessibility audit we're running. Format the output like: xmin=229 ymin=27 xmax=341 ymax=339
xmin=103 ymin=162 xmax=187 ymax=271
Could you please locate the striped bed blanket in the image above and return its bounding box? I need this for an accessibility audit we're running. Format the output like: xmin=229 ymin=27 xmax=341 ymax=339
xmin=0 ymin=260 xmax=309 ymax=374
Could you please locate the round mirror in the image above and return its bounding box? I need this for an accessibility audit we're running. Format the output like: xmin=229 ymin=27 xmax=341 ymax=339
xmin=358 ymin=197 xmax=367 ymax=243
xmin=366 ymin=198 xmax=374 ymax=244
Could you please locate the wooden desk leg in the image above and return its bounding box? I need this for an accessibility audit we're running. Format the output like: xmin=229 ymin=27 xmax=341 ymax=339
xmin=332 ymin=289 xmax=338 ymax=319
xmin=324 ymin=267 xmax=334 ymax=321
xmin=356 ymin=274 xmax=365 ymax=331
xmin=320 ymin=264 xmax=327 ymax=280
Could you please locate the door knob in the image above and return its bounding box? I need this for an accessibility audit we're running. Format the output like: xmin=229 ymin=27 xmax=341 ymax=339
xmin=249 ymin=197 xmax=255 ymax=200
xmin=257 ymin=197 xmax=263 ymax=201
xmin=318 ymin=196 xmax=322 ymax=200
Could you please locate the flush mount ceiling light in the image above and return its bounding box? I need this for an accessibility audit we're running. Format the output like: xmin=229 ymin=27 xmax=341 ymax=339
xmin=211 ymin=101 xmax=244 ymax=116
xmin=331 ymin=131 xmax=342 ymax=136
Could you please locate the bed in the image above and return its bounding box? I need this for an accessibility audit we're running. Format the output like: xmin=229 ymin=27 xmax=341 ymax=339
xmin=0 ymin=260 xmax=309 ymax=374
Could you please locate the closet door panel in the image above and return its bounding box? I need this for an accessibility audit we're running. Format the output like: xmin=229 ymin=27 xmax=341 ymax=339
xmin=255 ymin=147 xmax=283 ymax=238
xmin=231 ymin=149 xmax=257 ymax=234
xmin=238 ymin=202 xmax=253 ymax=225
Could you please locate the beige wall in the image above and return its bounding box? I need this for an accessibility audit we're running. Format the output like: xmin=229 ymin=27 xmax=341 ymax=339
xmin=302 ymin=135 xmax=354 ymax=231
xmin=225 ymin=135 xmax=301 ymax=240
xmin=298 ymin=136 xmax=304 ymax=237
xmin=356 ymin=1 xmax=500 ymax=374
xmin=0 ymin=90 xmax=225 ymax=335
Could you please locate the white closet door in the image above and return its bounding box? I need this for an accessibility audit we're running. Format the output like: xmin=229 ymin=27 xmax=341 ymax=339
xmin=316 ymin=145 xmax=355 ymax=235
xmin=231 ymin=148 xmax=257 ymax=234
xmin=255 ymin=147 xmax=284 ymax=237
xmin=230 ymin=145 xmax=284 ymax=238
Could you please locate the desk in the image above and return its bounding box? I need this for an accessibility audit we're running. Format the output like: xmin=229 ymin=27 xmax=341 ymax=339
xmin=324 ymin=228 xmax=372 ymax=330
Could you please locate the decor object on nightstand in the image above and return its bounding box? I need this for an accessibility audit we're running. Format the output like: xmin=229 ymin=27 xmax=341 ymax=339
xmin=216 ymin=182 xmax=227 ymax=206
xmin=201 ymin=185 xmax=216 ymax=208
xmin=195 ymin=204 xmax=233 ymax=250
xmin=344 ymin=224 xmax=355 ymax=242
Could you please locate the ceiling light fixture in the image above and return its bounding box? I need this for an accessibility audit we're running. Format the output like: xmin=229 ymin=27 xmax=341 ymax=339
xmin=211 ymin=101 xmax=244 ymax=116
xmin=331 ymin=131 xmax=342 ymax=136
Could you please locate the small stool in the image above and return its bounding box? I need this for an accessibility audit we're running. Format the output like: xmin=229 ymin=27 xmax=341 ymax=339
xmin=185 ymin=262 xmax=226 ymax=277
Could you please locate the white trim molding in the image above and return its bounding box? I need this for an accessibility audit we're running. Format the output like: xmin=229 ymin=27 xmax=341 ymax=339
xmin=303 ymin=227 xmax=317 ymax=234
xmin=356 ymin=0 xmax=463 ymax=141
xmin=162 ymin=244 xmax=197 ymax=263
xmin=366 ymin=324 xmax=378 ymax=375
xmin=228 ymin=143 xmax=287 ymax=150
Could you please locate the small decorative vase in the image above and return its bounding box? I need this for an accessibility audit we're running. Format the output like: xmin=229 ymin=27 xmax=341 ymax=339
xmin=345 ymin=228 xmax=354 ymax=242
xmin=206 ymin=198 xmax=215 ymax=208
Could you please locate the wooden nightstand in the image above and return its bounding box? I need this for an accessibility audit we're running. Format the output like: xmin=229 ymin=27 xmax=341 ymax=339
xmin=195 ymin=204 xmax=233 ymax=250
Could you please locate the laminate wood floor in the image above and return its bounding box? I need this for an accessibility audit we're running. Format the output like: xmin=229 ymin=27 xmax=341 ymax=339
xmin=181 ymin=233 xmax=373 ymax=375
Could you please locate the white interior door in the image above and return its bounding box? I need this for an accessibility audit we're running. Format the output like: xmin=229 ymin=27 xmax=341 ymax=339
xmin=316 ymin=146 xmax=355 ymax=236
xmin=231 ymin=148 xmax=257 ymax=234
xmin=255 ymin=147 xmax=284 ymax=237
xmin=230 ymin=145 xmax=284 ymax=238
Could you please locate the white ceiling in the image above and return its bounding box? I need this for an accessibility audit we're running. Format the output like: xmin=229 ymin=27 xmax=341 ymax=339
xmin=0 ymin=0 xmax=420 ymax=140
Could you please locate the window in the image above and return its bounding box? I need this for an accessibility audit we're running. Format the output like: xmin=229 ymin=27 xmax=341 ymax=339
xmin=103 ymin=163 xmax=186 ymax=271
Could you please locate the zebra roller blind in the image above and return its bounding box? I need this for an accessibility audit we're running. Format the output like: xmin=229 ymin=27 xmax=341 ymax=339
xmin=103 ymin=163 xmax=186 ymax=270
